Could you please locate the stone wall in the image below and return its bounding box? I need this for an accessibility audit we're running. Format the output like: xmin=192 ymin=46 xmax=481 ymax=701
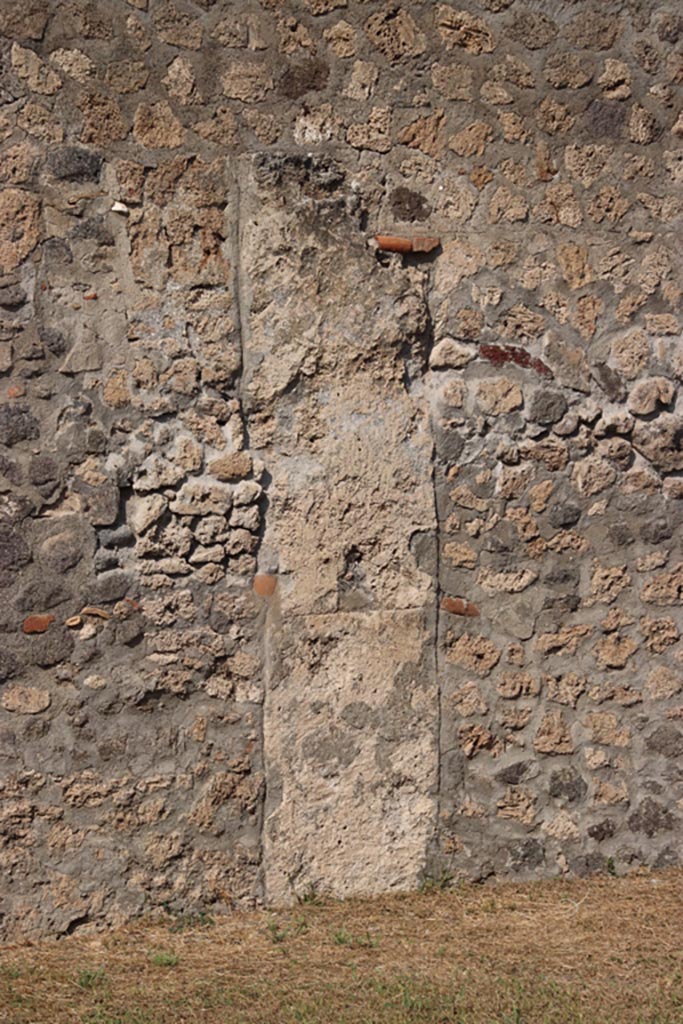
xmin=1 ymin=0 xmax=682 ymax=938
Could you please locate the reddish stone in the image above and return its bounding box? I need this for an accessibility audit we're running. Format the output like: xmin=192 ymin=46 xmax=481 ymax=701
xmin=22 ymin=614 xmax=55 ymax=634
xmin=480 ymin=343 xmax=553 ymax=378
xmin=441 ymin=596 xmax=480 ymax=618
xmin=7 ymin=385 xmax=25 ymax=399
xmin=253 ymin=574 xmax=277 ymax=597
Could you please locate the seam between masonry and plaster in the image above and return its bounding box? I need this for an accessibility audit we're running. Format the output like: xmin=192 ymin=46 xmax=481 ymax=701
xmin=231 ymin=157 xmax=269 ymax=901
xmin=425 ymin=285 xmax=445 ymax=877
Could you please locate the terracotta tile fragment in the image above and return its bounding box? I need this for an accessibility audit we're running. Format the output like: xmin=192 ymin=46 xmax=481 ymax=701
xmin=441 ymin=595 xmax=480 ymax=617
xmin=22 ymin=613 xmax=55 ymax=634
xmin=375 ymin=234 xmax=413 ymax=253
xmin=254 ymin=574 xmax=277 ymax=597
xmin=374 ymin=234 xmax=440 ymax=254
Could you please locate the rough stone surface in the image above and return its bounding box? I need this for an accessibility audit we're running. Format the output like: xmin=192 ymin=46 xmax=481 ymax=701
xmin=0 ymin=0 xmax=682 ymax=940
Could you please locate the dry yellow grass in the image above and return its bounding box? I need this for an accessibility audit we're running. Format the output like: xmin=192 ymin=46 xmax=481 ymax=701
xmin=2 ymin=869 xmax=683 ymax=1023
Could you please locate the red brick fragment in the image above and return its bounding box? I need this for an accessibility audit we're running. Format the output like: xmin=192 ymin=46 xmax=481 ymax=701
xmin=22 ymin=614 xmax=55 ymax=634
xmin=254 ymin=574 xmax=277 ymax=597
xmin=441 ymin=596 xmax=480 ymax=617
